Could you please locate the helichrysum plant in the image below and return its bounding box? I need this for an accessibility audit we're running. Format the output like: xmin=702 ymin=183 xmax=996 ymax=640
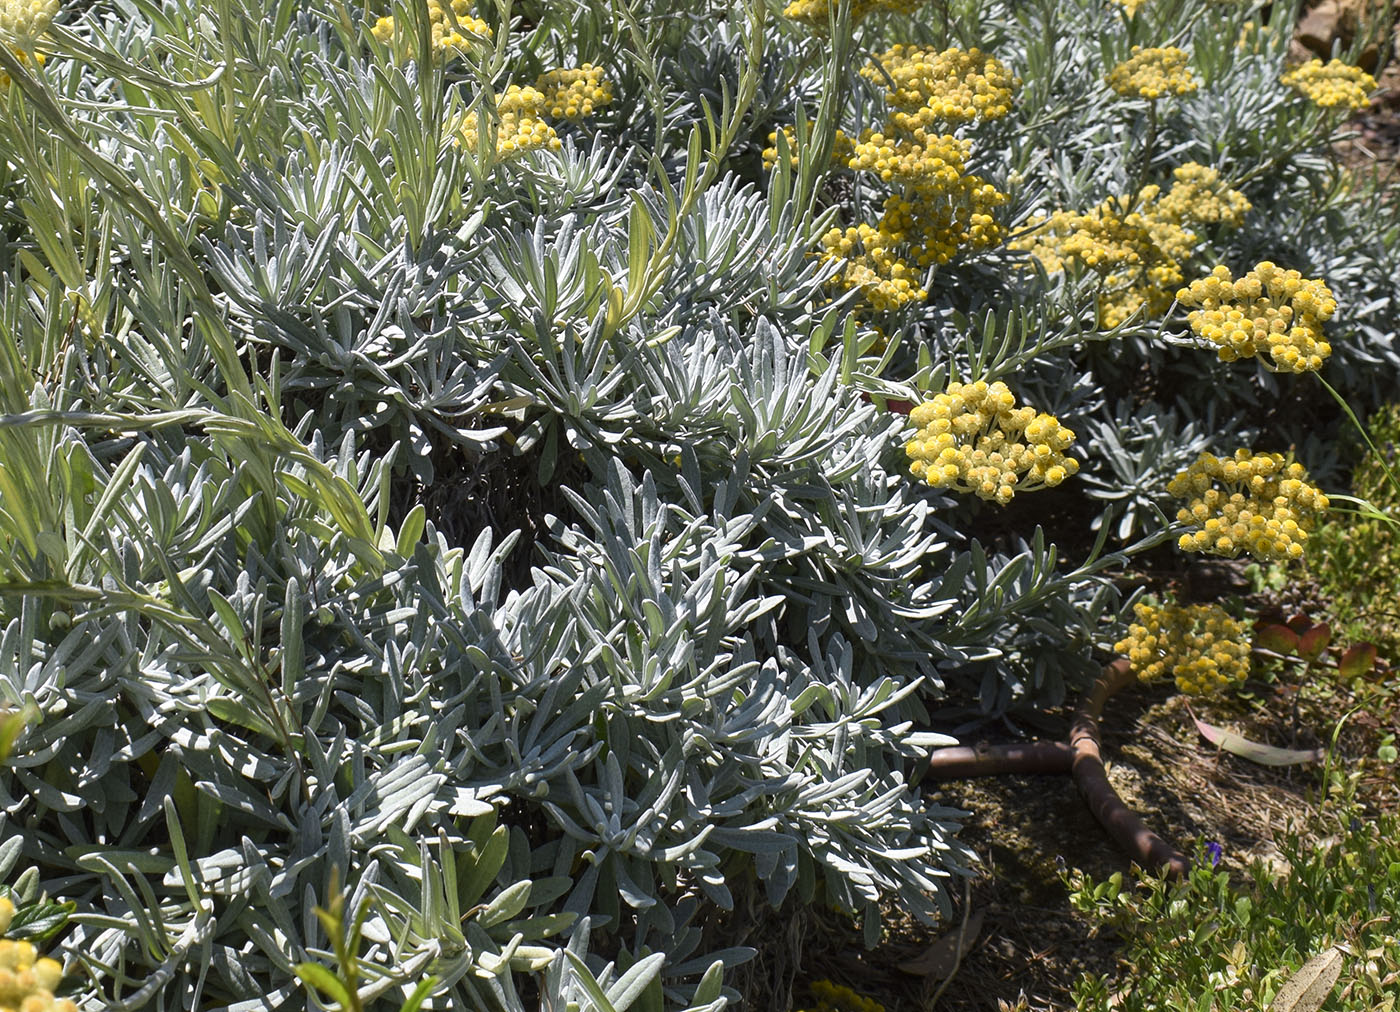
xmin=905 ymin=380 xmax=1079 ymax=504
xmin=0 ymin=0 xmax=55 ymax=84
xmin=1154 ymin=163 xmax=1251 ymax=230
xmin=1010 ymin=189 xmax=1193 ymax=327
xmin=1010 ymin=163 xmax=1250 ymax=327
xmin=1176 ymin=262 xmax=1337 ymax=372
xmin=1168 ymin=450 xmax=1330 ymax=561
xmin=1281 ymin=57 xmax=1377 ymax=111
xmin=1106 ymin=46 xmax=1198 ymax=100
xmin=535 ymin=64 xmax=613 ymax=120
xmin=1114 ymin=601 xmax=1250 ymax=694
xmin=0 ymin=0 xmax=57 ymax=38
xmin=801 ymin=42 xmax=1014 ymax=313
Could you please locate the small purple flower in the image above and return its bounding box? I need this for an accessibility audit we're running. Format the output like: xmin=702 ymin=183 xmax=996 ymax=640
xmin=1205 ymin=841 xmax=1223 ymax=867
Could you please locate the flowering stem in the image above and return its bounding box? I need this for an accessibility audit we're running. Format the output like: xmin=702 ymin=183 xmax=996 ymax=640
xmin=1315 ymin=374 xmax=1400 ymax=505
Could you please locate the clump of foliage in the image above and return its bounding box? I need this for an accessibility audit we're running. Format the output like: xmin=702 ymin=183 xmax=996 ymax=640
xmin=1068 ymin=809 xmax=1400 ymax=1011
xmin=0 ymin=0 xmax=1397 ymax=1007
xmin=1311 ymin=403 xmax=1400 ymax=661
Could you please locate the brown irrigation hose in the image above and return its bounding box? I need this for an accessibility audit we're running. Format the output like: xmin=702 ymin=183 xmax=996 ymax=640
xmin=923 ymin=658 xmax=1192 ymax=879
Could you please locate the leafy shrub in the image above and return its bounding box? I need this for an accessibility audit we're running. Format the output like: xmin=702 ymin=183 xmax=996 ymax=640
xmin=0 ymin=0 xmax=1396 ymax=1007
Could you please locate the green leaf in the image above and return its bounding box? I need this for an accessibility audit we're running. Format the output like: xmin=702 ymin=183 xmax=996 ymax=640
xmin=398 ymin=977 xmax=437 ymax=1012
xmin=605 ymin=952 xmax=666 ymax=1012
xmin=0 ymin=704 xmax=37 ymax=762
xmin=478 ymin=879 xmax=531 ymax=928
xmin=6 ymin=900 xmax=74 ymax=944
xmin=459 ymin=826 xmax=508 ymax=909
xmin=396 ymin=504 xmax=426 ymax=556
xmin=295 ymin=962 xmax=355 ymax=1009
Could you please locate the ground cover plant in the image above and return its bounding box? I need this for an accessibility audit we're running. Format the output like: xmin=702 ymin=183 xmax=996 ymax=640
xmin=1068 ymin=803 xmax=1400 ymax=1012
xmin=0 ymin=0 xmax=1399 ymax=1009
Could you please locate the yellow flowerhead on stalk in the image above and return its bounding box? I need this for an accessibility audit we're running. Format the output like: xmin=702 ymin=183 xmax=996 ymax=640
xmin=781 ymin=0 xmax=924 ymax=29
xmin=0 ymin=0 xmax=58 ymax=86
xmin=1009 ymin=189 xmax=1194 ymax=328
xmin=1168 ymin=449 xmax=1329 ymax=562
xmin=536 ymin=64 xmax=613 ymax=120
xmin=1106 ymin=46 xmax=1197 ymax=100
xmin=860 ymin=45 xmax=1017 ymax=130
xmin=1115 ymin=601 xmax=1250 ymax=695
xmin=0 ymin=0 xmax=59 ymax=38
xmin=1281 ymin=58 xmax=1376 ymax=111
xmin=0 ymin=937 xmax=77 ymax=1012
xmin=1176 ymin=262 xmax=1336 ymax=373
xmin=761 ymin=126 xmax=854 ymax=171
xmin=454 ymin=85 xmax=560 ymax=158
xmin=818 ymin=222 xmax=926 ymax=311
xmin=369 ymin=0 xmax=491 ymax=58
xmin=905 ymin=380 xmax=1078 ymax=504
xmin=1155 ymin=163 xmax=1251 ymax=230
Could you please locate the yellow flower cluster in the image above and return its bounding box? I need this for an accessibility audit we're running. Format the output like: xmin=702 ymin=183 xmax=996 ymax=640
xmin=0 ymin=900 xmax=73 ymax=1012
xmin=0 ymin=47 xmax=41 ymax=87
xmin=795 ymin=980 xmax=885 ymax=1012
xmin=1176 ymin=262 xmax=1336 ymax=372
xmin=0 ymin=0 xmax=55 ymax=87
xmin=0 ymin=0 xmax=58 ymax=39
xmin=1168 ymin=450 xmax=1329 ymax=562
xmin=1111 ymin=0 xmax=1148 ymax=16
xmin=1114 ymin=602 xmax=1250 ymax=695
xmin=905 ymin=380 xmax=1079 ymax=504
xmin=1281 ymin=58 xmax=1376 ymax=111
xmin=781 ymin=0 xmax=922 ymax=28
xmin=456 ymin=67 xmax=613 ymax=159
xmin=1155 ymin=163 xmax=1251 ymax=229
xmin=536 ymin=64 xmax=612 ymax=120
xmin=1010 ymin=191 xmax=1193 ymax=328
xmin=818 ymin=223 xmax=927 ymax=311
xmin=760 ymin=127 xmax=854 ymax=171
xmin=812 ymin=47 xmax=1013 ymax=312
xmin=860 ymin=46 xmax=1016 ymax=129
xmin=1012 ymin=165 xmax=1249 ymax=328
xmin=369 ymin=0 xmax=490 ymax=57
xmin=1106 ymin=46 xmax=1198 ymax=100
xmin=457 ymin=85 xmax=560 ymax=157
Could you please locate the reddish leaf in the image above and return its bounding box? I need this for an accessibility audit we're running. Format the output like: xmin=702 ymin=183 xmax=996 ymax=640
xmin=1297 ymin=622 xmax=1331 ymax=661
xmin=1255 ymin=624 xmax=1300 ymax=655
xmin=1286 ymin=613 xmax=1314 ymax=634
xmin=887 ymin=399 xmax=914 ymax=415
xmin=1337 ymin=642 xmax=1379 ymax=679
xmin=1193 ymin=714 xmax=1325 ymax=765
